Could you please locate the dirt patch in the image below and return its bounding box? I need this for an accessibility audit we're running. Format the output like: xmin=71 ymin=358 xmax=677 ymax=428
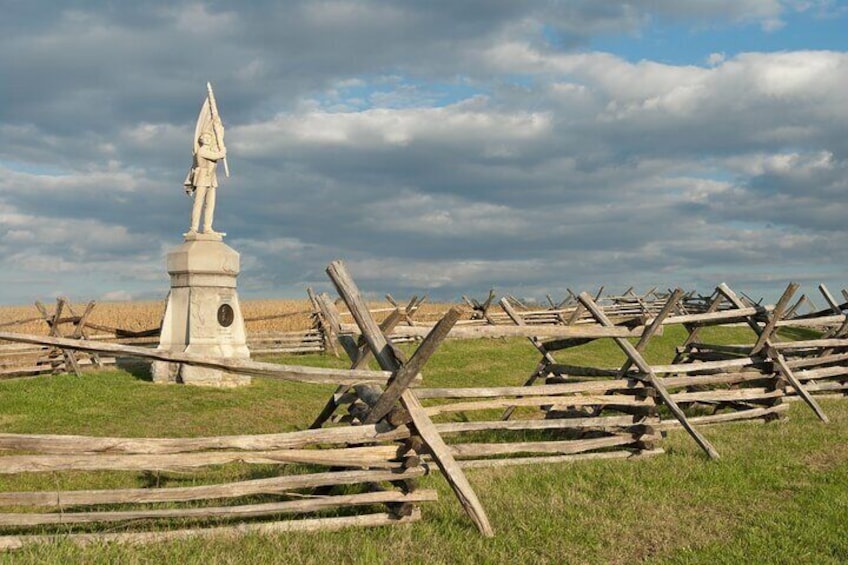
xmin=803 ymin=441 xmax=848 ymax=471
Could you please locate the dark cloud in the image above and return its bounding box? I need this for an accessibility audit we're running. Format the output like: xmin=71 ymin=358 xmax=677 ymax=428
xmin=0 ymin=2 xmax=846 ymax=305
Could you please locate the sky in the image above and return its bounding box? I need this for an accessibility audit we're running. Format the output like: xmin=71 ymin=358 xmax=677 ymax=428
xmin=1 ymin=1 xmax=847 ymax=306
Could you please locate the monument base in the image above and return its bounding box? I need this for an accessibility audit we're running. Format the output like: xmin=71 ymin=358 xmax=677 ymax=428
xmin=151 ymin=236 xmax=251 ymax=387
xmin=151 ymin=360 xmax=251 ymax=388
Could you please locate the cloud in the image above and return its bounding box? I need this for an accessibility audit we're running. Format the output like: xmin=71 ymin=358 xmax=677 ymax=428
xmin=706 ymin=52 xmax=727 ymax=66
xmin=236 ymin=101 xmax=549 ymax=152
xmin=100 ymin=289 xmax=135 ymax=301
xmin=0 ymin=2 xmax=846 ymax=305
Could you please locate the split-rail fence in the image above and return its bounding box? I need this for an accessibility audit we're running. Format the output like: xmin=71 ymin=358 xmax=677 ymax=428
xmin=0 ymin=265 xmax=845 ymax=547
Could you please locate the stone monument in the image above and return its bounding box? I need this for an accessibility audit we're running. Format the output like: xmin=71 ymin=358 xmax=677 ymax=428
xmin=151 ymin=83 xmax=251 ymax=387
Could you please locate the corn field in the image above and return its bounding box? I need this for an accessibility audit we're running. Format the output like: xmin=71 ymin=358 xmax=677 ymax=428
xmin=0 ymin=298 xmax=454 ymax=337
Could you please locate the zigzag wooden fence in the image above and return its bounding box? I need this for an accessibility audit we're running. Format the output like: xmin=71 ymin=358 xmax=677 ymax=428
xmin=493 ymin=282 xmax=843 ymax=460
xmin=0 ymin=266 xmax=845 ymax=547
xmin=0 ymin=264 xmax=490 ymax=546
xmin=0 ymin=335 xmax=443 ymax=547
xmin=331 ymin=280 xmax=843 ymax=464
xmin=3 ymin=283 xmax=765 ymax=381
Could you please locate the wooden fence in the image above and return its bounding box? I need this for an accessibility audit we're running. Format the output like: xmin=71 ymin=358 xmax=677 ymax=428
xmin=0 ymin=270 xmax=473 ymax=545
xmin=323 ymin=280 xmax=844 ymax=467
xmin=0 ymin=286 xmax=735 ymax=379
xmin=0 ymin=262 xmax=846 ymax=548
xmin=0 ymin=292 xmax=424 ymax=378
xmin=493 ymin=282 xmax=845 ymax=460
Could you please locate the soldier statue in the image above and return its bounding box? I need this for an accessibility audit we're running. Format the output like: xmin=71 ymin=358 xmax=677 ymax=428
xmin=184 ymin=83 xmax=229 ymax=238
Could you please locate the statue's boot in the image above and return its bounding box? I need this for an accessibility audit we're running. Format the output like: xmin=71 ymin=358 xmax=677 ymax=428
xmin=203 ymin=227 xmax=226 ymax=238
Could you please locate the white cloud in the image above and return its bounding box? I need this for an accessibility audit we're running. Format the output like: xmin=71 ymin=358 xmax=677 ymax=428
xmin=100 ymin=289 xmax=134 ymax=301
xmin=0 ymin=2 xmax=846 ymax=305
xmin=706 ymin=52 xmax=726 ymax=66
xmin=168 ymin=3 xmax=237 ymax=34
xmin=1 ymin=166 xmax=141 ymax=195
xmin=236 ymin=102 xmax=551 ymax=153
xmin=345 ymin=256 xmax=549 ymax=290
xmin=363 ymin=192 xmax=531 ymax=237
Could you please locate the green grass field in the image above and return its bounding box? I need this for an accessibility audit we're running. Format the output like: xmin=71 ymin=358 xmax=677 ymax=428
xmin=0 ymin=327 xmax=846 ymax=564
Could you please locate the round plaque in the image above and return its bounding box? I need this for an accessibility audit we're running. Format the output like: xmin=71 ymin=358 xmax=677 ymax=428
xmin=217 ymin=304 xmax=235 ymax=327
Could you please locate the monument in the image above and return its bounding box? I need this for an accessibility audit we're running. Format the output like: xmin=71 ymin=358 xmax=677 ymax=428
xmin=151 ymin=83 xmax=251 ymax=387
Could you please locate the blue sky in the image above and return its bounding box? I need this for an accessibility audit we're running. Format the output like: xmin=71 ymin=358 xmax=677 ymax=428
xmin=1 ymin=1 xmax=847 ymax=306
xmin=589 ymin=6 xmax=848 ymax=64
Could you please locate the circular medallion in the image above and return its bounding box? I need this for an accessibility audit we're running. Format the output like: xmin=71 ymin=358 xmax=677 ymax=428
xmin=217 ymin=303 xmax=235 ymax=327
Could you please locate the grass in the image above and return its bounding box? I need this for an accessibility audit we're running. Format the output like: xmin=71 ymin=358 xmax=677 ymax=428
xmin=0 ymin=328 xmax=845 ymax=564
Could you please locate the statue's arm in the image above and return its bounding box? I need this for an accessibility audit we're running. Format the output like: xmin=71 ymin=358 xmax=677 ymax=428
xmin=197 ymin=144 xmax=226 ymax=161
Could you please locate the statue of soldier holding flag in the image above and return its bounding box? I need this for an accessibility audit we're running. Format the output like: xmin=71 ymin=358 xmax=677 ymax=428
xmin=184 ymin=83 xmax=230 ymax=238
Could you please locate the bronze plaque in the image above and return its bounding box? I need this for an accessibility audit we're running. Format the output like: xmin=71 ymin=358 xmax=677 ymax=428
xmin=217 ymin=303 xmax=234 ymax=327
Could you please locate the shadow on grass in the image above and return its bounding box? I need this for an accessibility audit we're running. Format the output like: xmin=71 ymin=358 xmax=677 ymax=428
xmin=116 ymin=358 xmax=153 ymax=382
xmin=776 ymin=326 xmax=823 ymax=341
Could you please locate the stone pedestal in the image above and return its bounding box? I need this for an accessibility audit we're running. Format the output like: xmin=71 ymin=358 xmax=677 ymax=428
xmin=151 ymin=233 xmax=251 ymax=387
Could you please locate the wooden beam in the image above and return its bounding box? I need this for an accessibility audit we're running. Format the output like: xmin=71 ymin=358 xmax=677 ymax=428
xmin=672 ymin=292 xmax=725 ymax=364
xmin=35 ymin=299 xmax=81 ymax=376
xmin=307 ymin=287 xmax=338 ymax=357
xmin=309 ymin=303 xmax=406 ymax=429
xmin=656 ymin=306 xmax=761 ymax=326
xmin=364 ymin=307 xmax=462 ymax=424
xmin=818 ymin=284 xmax=842 ymax=314
xmin=456 ymin=449 xmax=663 ymax=469
xmin=498 ymin=297 xmax=560 ymax=420
xmin=68 ymin=300 xmax=102 ymax=368
xmin=326 ymin=259 xmax=494 ymax=537
xmin=750 ymin=283 xmax=798 ymax=355
xmin=0 ymin=445 xmax=402 ymax=474
xmin=423 ymin=395 xmax=653 ymax=415
xmin=416 ymin=381 xmax=641 ymax=399
xmin=618 ymin=289 xmax=685 ymax=377
xmin=717 ymin=283 xmax=828 ymax=423
xmin=0 ymin=490 xmax=438 ymax=527
xmin=776 ymin=314 xmax=847 ymax=327
xmin=315 ymin=292 xmax=358 ymax=360
xmin=449 ymin=435 xmax=640 ymax=458
xmin=0 ymin=466 xmax=425 ymax=507
xmin=0 ymin=510 xmax=423 ymax=550
xmin=772 ymin=353 xmax=829 ymax=423
xmin=0 ymin=331 xmax=393 ymax=385
xmin=0 ymin=424 xmax=409 ymax=455
xmin=340 ymin=323 xmax=653 ymax=340
xmin=577 ymin=292 xmax=721 ymax=460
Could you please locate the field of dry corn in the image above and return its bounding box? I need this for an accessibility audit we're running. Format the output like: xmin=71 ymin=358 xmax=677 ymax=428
xmin=0 ymin=298 xmax=456 ymax=337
